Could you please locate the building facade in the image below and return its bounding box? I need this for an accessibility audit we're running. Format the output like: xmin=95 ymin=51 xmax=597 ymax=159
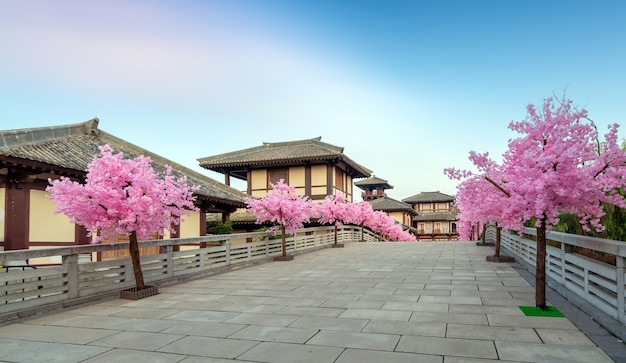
xmin=402 ymin=191 xmax=458 ymax=241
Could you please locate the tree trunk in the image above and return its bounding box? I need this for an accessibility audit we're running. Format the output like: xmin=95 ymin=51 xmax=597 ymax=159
xmin=281 ymin=225 xmax=286 ymax=257
xmin=536 ymin=220 xmax=547 ymax=310
xmin=128 ymin=231 xmax=146 ymax=291
xmin=360 ymin=225 xmax=364 ymax=241
xmin=495 ymin=227 xmax=502 ymax=257
xmin=334 ymin=225 xmax=338 ymax=246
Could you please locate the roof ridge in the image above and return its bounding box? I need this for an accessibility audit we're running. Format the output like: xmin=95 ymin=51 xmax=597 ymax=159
xmin=0 ymin=119 xmax=99 ymax=151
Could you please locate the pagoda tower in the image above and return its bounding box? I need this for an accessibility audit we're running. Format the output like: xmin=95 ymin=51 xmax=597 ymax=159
xmin=354 ymin=175 xmax=393 ymax=201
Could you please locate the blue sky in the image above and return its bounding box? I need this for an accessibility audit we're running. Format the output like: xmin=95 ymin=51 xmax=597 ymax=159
xmin=1 ymin=0 xmax=625 ymax=200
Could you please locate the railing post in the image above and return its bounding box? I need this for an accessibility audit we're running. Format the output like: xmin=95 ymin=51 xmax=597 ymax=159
xmin=63 ymin=254 xmax=79 ymax=299
xmin=225 ymin=241 xmax=231 ymax=265
xmin=560 ymin=242 xmax=572 ymax=285
xmin=166 ymin=245 xmax=174 ymax=278
xmin=617 ymin=256 xmax=625 ymax=324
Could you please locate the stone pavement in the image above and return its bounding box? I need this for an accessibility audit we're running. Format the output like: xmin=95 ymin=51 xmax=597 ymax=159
xmin=0 ymin=241 xmax=624 ymax=362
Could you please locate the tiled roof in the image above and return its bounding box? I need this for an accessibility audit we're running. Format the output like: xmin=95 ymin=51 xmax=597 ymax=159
xmin=413 ymin=211 xmax=458 ymax=222
xmin=197 ymin=137 xmax=372 ymax=179
xmin=354 ymin=175 xmax=393 ymax=189
xmin=403 ymin=191 xmax=454 ymax=203
xmin=368 ymin=196 xmax=416 ymax=214
xmin=0 ymin=119 xmax=248 ymax=207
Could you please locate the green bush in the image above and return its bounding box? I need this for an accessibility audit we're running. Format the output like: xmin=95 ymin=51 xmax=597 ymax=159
xmin=212 ymin=221 xmax=233 ymax=235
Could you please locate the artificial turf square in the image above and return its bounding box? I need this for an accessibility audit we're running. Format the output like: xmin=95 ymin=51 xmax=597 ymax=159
xmin=519 ymin=305 xmax=565 ymax=318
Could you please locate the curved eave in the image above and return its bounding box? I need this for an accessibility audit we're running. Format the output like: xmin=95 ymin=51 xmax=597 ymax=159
xmin=201 ymin=155 xmax=371 ymax=179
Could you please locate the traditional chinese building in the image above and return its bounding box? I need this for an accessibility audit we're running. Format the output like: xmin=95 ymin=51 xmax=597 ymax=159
xmin=198 ymin=136 xmax=371 ymax=202
xmin=402 ymin=191 xmax=458 ymax=241
xmin=0 ymin=119 xmax=248 ymax=255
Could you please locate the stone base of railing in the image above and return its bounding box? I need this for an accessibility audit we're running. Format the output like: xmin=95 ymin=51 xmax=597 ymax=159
xmin=486 ymin=255 xmax=515 ymax=263
xmin=332 ymin=243 xmax=345 ymax=248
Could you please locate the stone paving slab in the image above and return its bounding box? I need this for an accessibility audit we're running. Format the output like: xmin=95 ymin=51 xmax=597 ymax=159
xmin=0 ymin=241 xmax=624 ymax=362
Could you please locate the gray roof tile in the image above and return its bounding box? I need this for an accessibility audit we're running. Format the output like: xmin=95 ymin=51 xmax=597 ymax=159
xmin=403 ymin=191 xmax=454 ymax=203
xmin=198 ymin=137 xmax=372 ymax=178
xmin=0 ymin=119 xmax=248 ymax=207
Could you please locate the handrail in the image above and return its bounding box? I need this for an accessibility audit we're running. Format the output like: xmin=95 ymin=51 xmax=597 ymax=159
xmin=1 ymin=225 xmax=380 ymax=322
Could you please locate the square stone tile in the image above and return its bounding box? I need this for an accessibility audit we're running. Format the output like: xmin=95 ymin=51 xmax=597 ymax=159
xmin=307 ymin=330 xmax=399 ymax=351
xmin=0 ymin=324 xmax=117 ymax=344
xmin=396 ymin=335 xmax=498 ymax=359
xmin=362 ymin=320 xmax=446 ymax=337
xmin=158 ymin=335 xmax=259 ymax=359
xmin=224 ymin=312 xmax=300 ymax=327
xmin=446 ymin=324 xmax=541 ymax=343
xmin=0 ymin=338 xmax=110 ymax=363
xmin=496 ymin=341 xmax=613 ymax=363
xmin=289 ymin=316 xmax=368 ymax=332
xmin=81 ymin=348 xmax=186 ymax=363
xmin=160 ymin=321 xmax=247 ymax=337
xmin=536 ymin=328 xmax=597 ymax=346
xmin=336 ymin=348 xmax=442 ymax=363
xmin=339 ymin=308 xmax=411 ymax=321
xmin=229 ymin=325 xmax=318 ymax=343
xmin=91 ymin=331 xmax=184 ymax=351
xmin=410 ymin=311 xmax=488 ymax=325
xmin=238 ymin=341 xmax=343 ymax=363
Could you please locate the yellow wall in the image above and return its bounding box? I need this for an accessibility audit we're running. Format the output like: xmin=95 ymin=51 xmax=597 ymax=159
xmin=290 ymin=166 xmax=306 ymax=195
xmin=0 ymin=187 xmax=4 ymax=243
xmin=311 ymin=165 xmax=326 ymax=186
xmin=29 ymin=189 xmax=75 ymax=243
xmin=179 ymin=210 xmax=200 ymax=238
xmin=389 ymin=211 xmax=405 ymax=225
xmin=251 ymin=169 xmax=267 ymax=190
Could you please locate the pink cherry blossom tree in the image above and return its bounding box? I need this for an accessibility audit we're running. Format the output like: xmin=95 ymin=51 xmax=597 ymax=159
xmin=246 ymin=179 xmax=315 ymax=259
xmin=350 ymin=201 xmax=375 ymax=241
xmin=447 ymin=97 xmax=626 ymax=309
xmin=318 ymin=193 xmax=350 ymax=246
xmin=47 ymin=144 xmax=198 ymax=291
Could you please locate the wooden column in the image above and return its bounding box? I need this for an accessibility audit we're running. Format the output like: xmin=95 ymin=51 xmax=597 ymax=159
xmin=4 ymin=182 xmax=29 ymax=250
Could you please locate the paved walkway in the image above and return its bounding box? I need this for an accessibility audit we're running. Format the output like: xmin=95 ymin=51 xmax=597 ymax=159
xmin=0 ymin=242 xmax=624 ymax=362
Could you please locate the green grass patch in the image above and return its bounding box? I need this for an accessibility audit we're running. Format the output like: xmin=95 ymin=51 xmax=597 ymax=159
xmin=519 ymin=305 xmax=565 ymax=318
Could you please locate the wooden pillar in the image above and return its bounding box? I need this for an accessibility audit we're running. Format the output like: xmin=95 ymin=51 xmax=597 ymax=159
xmin=305 ymin=163 xmax=311 ymax=197
xmin=326 ymin=163 xmax=333 ymax=196
xmin=199 ymin=208 xmax=207 ymax=236
xmin=4 ymin=183 xmax=29 ymax=250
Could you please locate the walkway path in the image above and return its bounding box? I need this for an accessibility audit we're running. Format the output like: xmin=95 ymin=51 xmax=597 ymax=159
xmin=0 ymin=242 xmax=623 ymax=362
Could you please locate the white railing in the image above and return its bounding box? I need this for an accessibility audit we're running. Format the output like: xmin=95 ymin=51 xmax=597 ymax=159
xmin=487 ymin=226 xmax=626 ymax=326
xmin=1 ymin=225 xmax=379 ymax=321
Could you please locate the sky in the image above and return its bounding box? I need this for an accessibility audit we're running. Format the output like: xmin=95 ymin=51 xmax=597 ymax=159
xmin=1 ymin=0 xmax=625 ymax=200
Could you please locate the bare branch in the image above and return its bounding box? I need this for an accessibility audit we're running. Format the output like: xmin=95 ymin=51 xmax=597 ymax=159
xmin=484 ymin=176 xmax=511 ymax=197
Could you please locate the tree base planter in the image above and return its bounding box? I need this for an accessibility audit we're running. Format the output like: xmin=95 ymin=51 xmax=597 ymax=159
xmin=475 ymin=242 xmax=495 ymax=246
xmin=332 ymin=243 xmax=345 ymax=248
xmin=120 ymin=285 xmax=159 ymax=300
xmin=486 ymin=255 xmax=515 ymax=262
xmin=519 ymin=305 xmax=565 ymax=318
xmin=274 ymin=255 xmax=294 ymax=261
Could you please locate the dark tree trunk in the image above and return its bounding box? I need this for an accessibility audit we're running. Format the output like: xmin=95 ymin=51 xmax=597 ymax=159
xmin=281 ymin=225 xmax=286 ymax=257
xmin=495 ymin=227 xmax=502 ymax=257
xmin=536 ymin=220 xmax=547 ymax=310
xmin=360 ymin=225 xmax=364 ymax=241
xmin=334 ymin=225 xmax=338 ymax=246
xmin=128 ymin=231 xmax=145 ymax=291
